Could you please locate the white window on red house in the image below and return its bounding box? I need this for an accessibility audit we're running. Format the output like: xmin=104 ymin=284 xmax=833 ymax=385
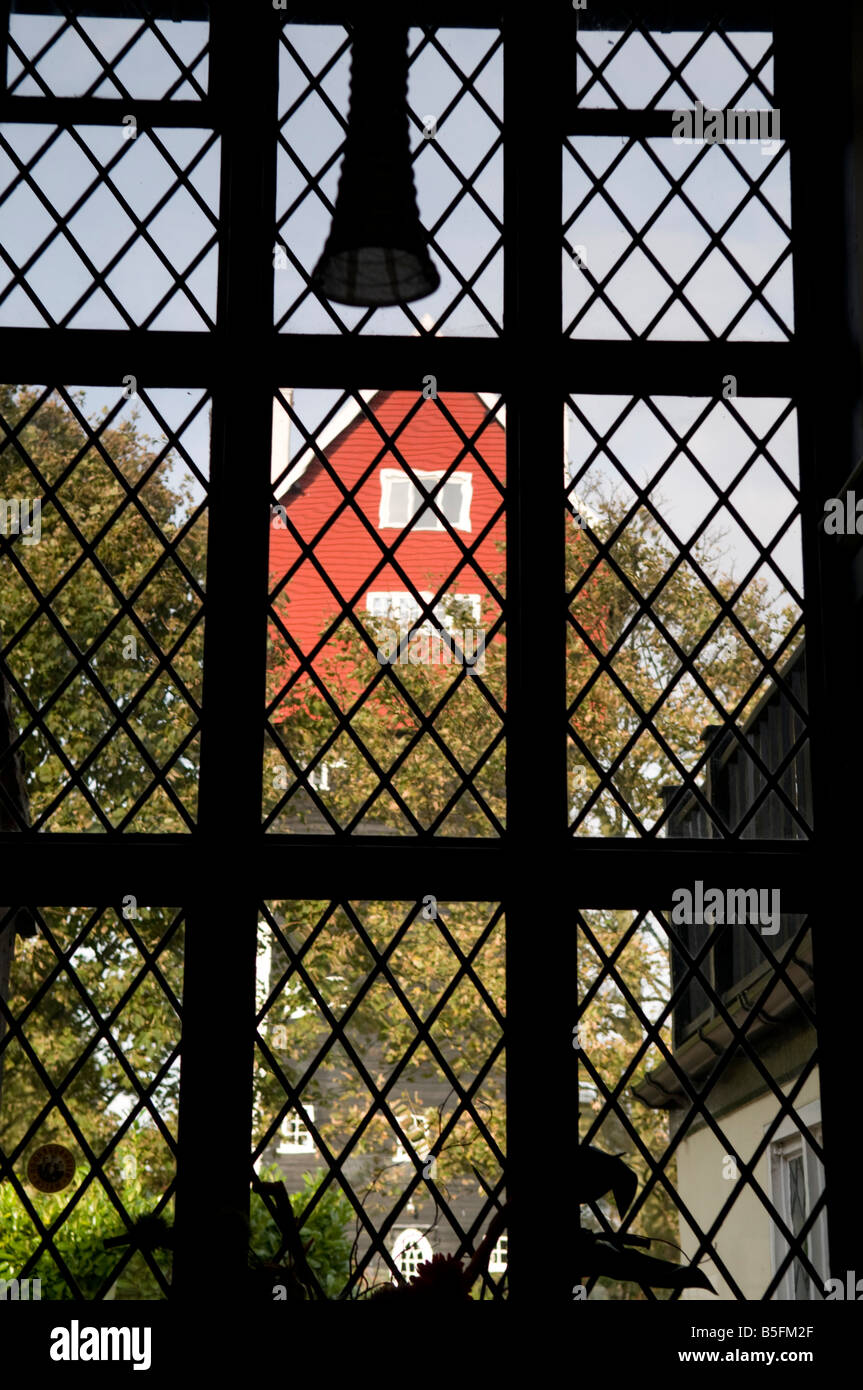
xmin=366 ymin=591 xmax=481 ymax=630
xmin=379 ymin=468 xmax=473 ymax=532
xmin=276 ymin=1105 xmax=316 ymax=1154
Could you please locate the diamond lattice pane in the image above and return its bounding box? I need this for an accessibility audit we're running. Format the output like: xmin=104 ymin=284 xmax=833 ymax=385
xmin=7 ymin=4 xmax=209 ymax=101
xmin=564 ymin=135 xmax=791 ymax=340
xmin=576 ymin=23 xmax=773 ymax=112
xmin=275 ymin=24 xmax=502 ymax=336
xmin=577 ymin=902 xmax=823 ymax=1300
xmin=253 ymin=899 xmax=506 ymax=1299
xmin=566 ymin=394 xmax=808 ymax=838
xmin=0 ymin=123 xmax=220 ymax=330
xmin=264 ymin=387 xmax=506 ymax=837
xmin=0 ymin=904 xmax=183 ymax=1299
xmin=0 ymin=384 xmax=209 ymax=832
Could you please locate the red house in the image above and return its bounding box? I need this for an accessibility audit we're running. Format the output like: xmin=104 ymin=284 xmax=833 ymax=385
xmin=268 ymin=388 xmax=507 ymax=701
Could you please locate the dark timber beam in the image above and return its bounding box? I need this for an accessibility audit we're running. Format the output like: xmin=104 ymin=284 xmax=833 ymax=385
xmin=169 ymin=4 xmax=278 ymax=1301
xmin=0 ymin=330 xmax=813 ymax=397
xmin=0 ymin=835 xmax=820 ymax=906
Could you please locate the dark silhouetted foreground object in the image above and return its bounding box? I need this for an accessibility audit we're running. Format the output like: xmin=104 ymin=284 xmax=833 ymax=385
xmin=577 ymin=1144 xmax=638 ymax=1218
xmin=104 ymin=1212 xmax=174 ymax=1253
xmin=577 ymin=1143 xmax=715 ymax=1294
xmin=370 ymin=1202 xmax=507 ymax=1300
xmin=311 ymin=23 xmax=440 ymax=307
xmin=576 ymin=1230 xmax=715 ymax=1293
xmin=248 ymin=1175 xmax=319 ymax=1300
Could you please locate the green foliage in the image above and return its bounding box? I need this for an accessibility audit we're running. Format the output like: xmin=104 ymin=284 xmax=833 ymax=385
xmin=253 ymin=898 xmax=505 ymax=1195
xmin=0 ymin=384 xmax=207 ymax=834
xmin=0 ymin=1159 xmax=171 ymax=1300
xmin=566 ymin=475 xmax=800 ymax=835
xmin=249 ymin=1168 xmax=354 ymax=1299
xmin=577 ymin=904 xmax=680 ymax=1297
xmin=264 ymin=589 xmax=506 ymax=836
xmin=1 ymin=906 xmax=183 ymax=1194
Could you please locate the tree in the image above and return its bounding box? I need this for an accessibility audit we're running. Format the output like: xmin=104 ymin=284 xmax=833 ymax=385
xmin=0 ymin=384 xmax=202 ymax=1280
xmin=0 ymin=382 xmax=207 ymax=836
xmin=0 ymin=1148 xmax=170 ymax=1300
xmin=566 ymin=476 xmax=799 ymax=835
xmin=1 ymin=387 xmax=797 ymax=1296
xmin=249 ymin=1168 xmax=354 ymax=1299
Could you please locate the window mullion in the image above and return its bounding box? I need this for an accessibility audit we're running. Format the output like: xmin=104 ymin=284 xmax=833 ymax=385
xmin=772 ymin=4 xmax=861 ymax=1288
xmin=171 ymin=4 xmax=279 ymax=1299
xmin=504 ymin=5 xmax=572 ymax=1307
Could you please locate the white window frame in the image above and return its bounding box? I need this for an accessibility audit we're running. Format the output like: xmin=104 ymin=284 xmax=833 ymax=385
xmin=765 ymin=1099 xmax=829 ymax=1300
xmin=378 ymin=468 xmax=473 ymax=532
xmin=366 ymin=590 xmax=481 ymax=631
xmin=391 ymin=1228 xmax=433 ymax=1283
xmin=276 ymin=1104 xmax=316 ymax=1155
xmin=488 ymin=1233 xmax=508 ymax=1274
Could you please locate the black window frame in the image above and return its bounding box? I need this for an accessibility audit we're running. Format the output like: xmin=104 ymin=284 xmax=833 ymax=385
xmin=0 ymin=0 xmax=860 ymax=1306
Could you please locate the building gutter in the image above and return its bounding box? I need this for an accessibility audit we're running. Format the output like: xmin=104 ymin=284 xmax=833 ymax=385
xmin=632 ymin=940 xmax=815 ymax=1109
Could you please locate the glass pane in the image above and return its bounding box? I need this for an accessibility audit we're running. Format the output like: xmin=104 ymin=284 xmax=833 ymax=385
xmin=0 ymin=125 xmax=221 ymax=331
xmin=574 ymin=22 xmax=773 ymax=111
xmin=788 ymin=1154 xmax=810 ymax=1300
xmin=442 ymin=479 xmax=464 ymax=525
xmin=265 ymin=387 xmax=505 ymax=837
xmin=565 ymin=394 xmax=808 ymax=840
xmin=253 ymin=898 xmax=506 ymax=1299
xmin=563 ymin=136 xmax=791 ymax=341
xmin=7 ymin=6 xmax=210 ymax=101
xmin=0 ymin=384 xmax=209 ymax=832
xmin=388 ymin=476 xmax=412 ymax=527
xmin=413 ymin=478 xmax=439 ymax=531
xmin=274 ymin=24 xmax=503 ymax=337
xmin=577 ymin=902 xmax=826 ymax=1300
xmin=0 ymin=904 xmax=183 ymax=1300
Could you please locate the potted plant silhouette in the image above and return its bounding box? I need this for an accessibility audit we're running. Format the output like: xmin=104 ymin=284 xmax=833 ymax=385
xmin=577 ymin=1144 xmax=715 ymax=1296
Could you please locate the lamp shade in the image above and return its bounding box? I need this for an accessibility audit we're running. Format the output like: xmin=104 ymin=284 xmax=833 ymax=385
xmin=311 ymin=25 xmax=440 ymax=307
